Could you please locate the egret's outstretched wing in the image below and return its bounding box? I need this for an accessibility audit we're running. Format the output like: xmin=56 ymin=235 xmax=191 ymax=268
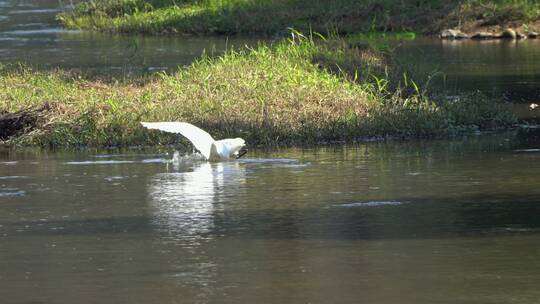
xmin=141 ymin=122 xmax=215 ymax=159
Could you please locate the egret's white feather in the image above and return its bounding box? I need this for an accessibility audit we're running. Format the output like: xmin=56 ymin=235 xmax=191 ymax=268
xmin=141 ymin=122 xmax=245 ymax=161
xmin=141 ymin=122 xmax=215 ymax=159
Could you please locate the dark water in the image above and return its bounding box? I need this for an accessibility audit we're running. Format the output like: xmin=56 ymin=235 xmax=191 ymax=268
xmin=395 ymin=38 xmax=540 ymax=102
xmin=2 ymin=1 xmax=540 ymax=102
xmin=0 ymin=0 xmax=259 ymax=74
xmin=2 ymin=133 xmax=540 ymax=303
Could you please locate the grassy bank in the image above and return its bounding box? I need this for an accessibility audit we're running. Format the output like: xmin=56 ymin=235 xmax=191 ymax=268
xmin=0 ymin=38 xmax=514 ymax=148
xmin=58 ymin=0 xmax=540 ymax=35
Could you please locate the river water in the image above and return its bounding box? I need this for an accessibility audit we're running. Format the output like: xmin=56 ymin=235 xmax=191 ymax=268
xmin=0 ymin=0 xmax=259 ymax=74
xmin=2 ymin=1 xmax=540 ymax=303
xmin=2 ymin=133 xmax=540 ymax=303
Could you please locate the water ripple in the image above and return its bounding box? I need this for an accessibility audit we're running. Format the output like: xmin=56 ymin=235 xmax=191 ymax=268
xmin=4 ymin=28 xmax=79 ymax=35
xmin=0 ymin=176 xmax=28 ymax=180
xmin=65 ymin=160 xmax=136 ymax=165
xmin=514 ymin=149 xmax=540 ymax=152
xmin=8 ymin=9 xmax=62 ymax=14
xmin=0 ymin=191 xmax=26 ymax=198
xmin=336 ymin=201 xmax=407 ymax=208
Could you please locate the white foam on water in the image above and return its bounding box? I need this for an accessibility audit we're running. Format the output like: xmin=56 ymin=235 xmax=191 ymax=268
xmin=4 ymin=28 xmax=79 ymax=35
xmin=0 ymin=176 xmax=28 ymax=180
xmin=504 ymin=227 xmax=534 ymax=232
xmin=336 ymin=201 xmax=406 ymax=208
xmin=65 ymin=160 xmax=136 ymax=165
xmin=104 ymin=176 xmax=126 ymax=182
xmin=0 ymin=191 xmax=26 ymax=198
xmin=514 ymin=149 xmax=540 ymax=152
xmin=280 ymin=163 xmax=310 ymax=168
xmin=67 ymin=156 xmax=175 ymax=166
xmin=240 ymin=158 xmax=299 ymax=164
xmin=142 ymin=158 xmax=170 ymax=164
xmin=239 ymin=158 xmax=311 ymax=170
xmin=92 ymin=153 xmax=166 ymax=158
xmin=66 ymin=154 xmax=304 ymax=167
xmin=8 ymin=9 xmax=62 ymax=14
xmin=172 ymin=151 xmax=206 ymax=166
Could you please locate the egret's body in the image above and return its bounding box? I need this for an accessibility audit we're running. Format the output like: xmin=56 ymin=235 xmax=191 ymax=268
xmin=141 ymin=122 xmax=246 ymax=161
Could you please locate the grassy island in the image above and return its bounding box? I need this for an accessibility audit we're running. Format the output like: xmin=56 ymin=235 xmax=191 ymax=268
xmin=0 ymin=37 xmax=514 ymax=148
xmin=58 ymin=0 xmax=540 ymax=36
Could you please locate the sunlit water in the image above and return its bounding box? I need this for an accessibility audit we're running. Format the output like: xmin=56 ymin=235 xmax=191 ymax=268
xmin=2 ymin=132 xmax=540 ymax=303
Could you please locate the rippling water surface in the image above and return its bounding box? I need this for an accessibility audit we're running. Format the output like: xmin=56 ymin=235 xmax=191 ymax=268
xmin=0 ymin=0 xmax=259 ymax=73
xmin=2 ymin=133 xmax=540 ymax=303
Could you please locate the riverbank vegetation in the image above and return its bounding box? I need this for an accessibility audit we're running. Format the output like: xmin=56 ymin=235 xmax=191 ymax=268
xmin=0 ymin=37 xmax=514 ymax=148
xmin=58 ymin=0 xmax=540 ymax=36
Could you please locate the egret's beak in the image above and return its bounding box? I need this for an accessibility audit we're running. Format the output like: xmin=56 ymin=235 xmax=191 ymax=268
xmin=235 ymin=148 xmax=248 ymax=159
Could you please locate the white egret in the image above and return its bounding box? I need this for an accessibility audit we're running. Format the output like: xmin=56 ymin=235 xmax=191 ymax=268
xmin=141 ymin=122 xmax=246 ymax=161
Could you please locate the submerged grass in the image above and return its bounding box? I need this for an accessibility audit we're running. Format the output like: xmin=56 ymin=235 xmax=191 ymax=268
xmin=0 ymin=37 xmax=515 ymax=148
xmin=58 ymin=0 xmax=540 ymax=35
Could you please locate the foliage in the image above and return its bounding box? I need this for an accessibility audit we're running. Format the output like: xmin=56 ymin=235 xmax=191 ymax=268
xmin=58 ymin=0 xmax=540 ymax=35
xmin=0 ymin=37 xmax=515 ymax=148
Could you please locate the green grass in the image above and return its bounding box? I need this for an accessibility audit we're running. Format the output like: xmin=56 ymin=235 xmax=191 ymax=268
xmin=459 ymin=0 xmax=540 ymax=24
xmin=0 ymin=37 xmax=515 ymax=148
xmin=58 ymin=0 xmax=540 ymax=35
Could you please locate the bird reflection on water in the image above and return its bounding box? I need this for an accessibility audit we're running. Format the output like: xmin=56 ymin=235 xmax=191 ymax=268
xmin=147 ymin=158 xmax=246 ymax=299
xmin=148 ymin=157 xmax=246 ymax=240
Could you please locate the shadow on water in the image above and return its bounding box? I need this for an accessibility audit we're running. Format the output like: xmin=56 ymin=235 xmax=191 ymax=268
xmin=4 ymin=196 xmax=540 ymax=240
xmin=395 ymin=38 xmax=540 ymax=102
